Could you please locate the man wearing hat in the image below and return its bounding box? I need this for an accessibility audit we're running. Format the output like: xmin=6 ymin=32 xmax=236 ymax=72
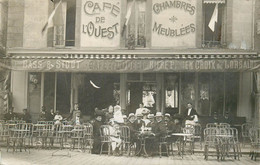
xmin=153 ymin=112 xmax=167 ymax=155
xmin=164 ymin=113 xmax=174 ymax=133
xmin=147 ymin=114 xmax=155 ymax=128
xmin=153 ymin=112 xmax=167 ymax=136
xmin=134 ymin=113 xmax=145 ymax=131
xmin=21 ymin=108 xmax=31 ymax=123
xmin=127 ymin=113 xmax=138 ymax=145
xmin=172 ymin=114 xmax=182 ymax=133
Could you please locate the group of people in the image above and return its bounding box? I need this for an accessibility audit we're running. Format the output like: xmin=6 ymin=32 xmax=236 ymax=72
xmin=38 ymin=103 xmax=82 ymax=125
xmin=3 ymin=107 xmax=31 ymax=123
xmin=91 ymin=103 xmax=191 ymax=156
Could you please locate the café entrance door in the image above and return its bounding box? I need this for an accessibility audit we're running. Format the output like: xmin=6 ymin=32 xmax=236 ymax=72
xmin=127 ymin=82 xmax=157 ymax=114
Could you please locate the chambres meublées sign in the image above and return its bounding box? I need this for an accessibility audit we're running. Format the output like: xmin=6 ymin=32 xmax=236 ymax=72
xmin=152 ymin=0 xmax=197 ymax=48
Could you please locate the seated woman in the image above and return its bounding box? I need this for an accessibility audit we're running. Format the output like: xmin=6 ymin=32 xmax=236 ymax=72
xmin=108 ymin=118 xmax=122 ymax=155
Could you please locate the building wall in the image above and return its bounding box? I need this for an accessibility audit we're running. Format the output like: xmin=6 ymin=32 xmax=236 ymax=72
xmin=6 ymin=0 xmax=24 ymax=48
xmin=230 ymin=0 xmax=254 ymax=49
xmin=11 ymin=71 xmax=27 ymax=113
xmin=255 ymin=0 xmax=260 ymax=51
xmin=0 ymin=0 xmax=8 ymax=55
xmin=23 ymin=0 xmax=49 ymax=48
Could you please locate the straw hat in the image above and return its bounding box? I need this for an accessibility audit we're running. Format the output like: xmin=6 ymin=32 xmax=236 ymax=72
xmin=155 ymin=112 xmax=163 ymax=117
xmin=128 ymin=113 xmax=135 ymax=119
xmin=165 ymin=113 xmax=171 ymax=117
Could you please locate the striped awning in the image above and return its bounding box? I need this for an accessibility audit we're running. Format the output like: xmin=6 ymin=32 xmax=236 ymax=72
xmin=204 ymin=0 xmax=225 ymax=4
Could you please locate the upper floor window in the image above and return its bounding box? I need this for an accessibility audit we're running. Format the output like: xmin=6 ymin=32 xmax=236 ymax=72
xmin=53 ymin=0 xmax=76 ymax=47
xmin=126 ymin=0 xmax=147 ymax=49
xmin=203 ymin=0 xmax=226 ymax=48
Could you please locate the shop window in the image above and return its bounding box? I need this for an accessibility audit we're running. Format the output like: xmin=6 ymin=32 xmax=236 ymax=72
xmin=56 ymin=73 xmax=71 ymax=114
xmin=142 ymin=83 xmax=156 ymax=108
xmin=180 ymin=73 xmax=195 ymax=113
xmin=44 ymin=73 xmax=55 ymax=111
xmin=53 ymin=0 xmax=76 ymax=47
xmin=165 ymin=74 xmax=179 ymax=109
xmin=126 ymin=0 xmax=147 ymax=48
xmin=203 ymin=0 xmax=226 ymax=48
xmin=198 ymin=73 xmax=210 ymax=116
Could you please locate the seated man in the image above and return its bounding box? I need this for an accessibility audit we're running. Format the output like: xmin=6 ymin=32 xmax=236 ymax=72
xmin=127 ymin=113 xmax=138 ymax=145
xmin=21 ymin=108 xmax=31 ymax=123
xmin=164 ymin=113 xmax=174 ymax=133
xmin=152 ymin=112 xmax=167 ymax=155
xmin=134 ymin=113 xmax=145 ymax=131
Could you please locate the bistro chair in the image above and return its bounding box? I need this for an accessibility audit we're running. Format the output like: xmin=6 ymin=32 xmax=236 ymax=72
xmin=182 ymin=127 xmax=195 ymax=154
xmin=249 ymin=127 xmax=260 ymax=161
xmin=242 ymin=123 xmax=252 ymax=146
xmin=99 ymin=125 xmax=112 ymax=155
xmin=119 ymin=126 xmax=131 ymax=156
xmin=0 ymin=123 xmax=10 ymax=144
xmin=23 ymin=123 xmax=34 ymax=151
xmin=203 ymin=127 xmax=220 ymax=160
xmin=50 ymin=123 xmax=63 ymax=149
xmin=70 ymin=125 xmax=85 ymax=151
xmin=186 ymin=124 xmax=203 ymax=150
xmin=230 ymin=127 xmax=242 ymax=158
xmin=217 ymin=127 xmax=238 ymax=160
xmin=158 ymin=134 xmax=170 ymax=157
xmin=83 ymin=123 xmax=94 ymax=153
xmin=7 ymin=123 xmax=27 ymax=152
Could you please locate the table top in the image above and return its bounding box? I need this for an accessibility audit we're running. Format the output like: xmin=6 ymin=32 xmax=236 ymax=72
xmin=172 ymin=133 xmax=193 ymax=136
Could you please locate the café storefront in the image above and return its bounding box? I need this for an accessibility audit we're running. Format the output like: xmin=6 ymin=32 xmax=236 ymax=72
xmin=2 ymin=51 xmax=260 ymax=124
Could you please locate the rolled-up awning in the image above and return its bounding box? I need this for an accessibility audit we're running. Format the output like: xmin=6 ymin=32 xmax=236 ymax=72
xmin=1 ymin=52 xmax=259 ymax=72
xmin=204 ymin=0 xmax=225 ymax=4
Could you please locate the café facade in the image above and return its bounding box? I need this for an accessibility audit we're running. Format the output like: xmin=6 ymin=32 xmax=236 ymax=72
xmin=1 ymin=0 xmax=260 ymax=125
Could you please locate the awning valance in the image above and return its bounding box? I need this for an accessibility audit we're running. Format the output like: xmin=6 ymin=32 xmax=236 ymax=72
xmin=204 ymin=0 xmax=225 ymax=4
xmin=1 ymin=57 xmax=259 ymax=72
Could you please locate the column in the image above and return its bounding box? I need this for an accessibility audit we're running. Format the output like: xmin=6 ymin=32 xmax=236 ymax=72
xmin=120 ymin=73 xmax=127 ymax=112
xmin=254 ymin=72 xmax=260 ymax=127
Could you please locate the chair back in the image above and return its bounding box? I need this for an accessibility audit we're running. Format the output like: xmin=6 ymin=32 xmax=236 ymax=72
xmin=71 ymin=125 xmax=85 ymax=138
xmin=119 ymin=126 xmax=130 ymax=143
xmin=83 ymin=123 xmax=93 ymax=140
xmin=249 ymin=127 xmax=260 ymax=144
xmin=100 ymin=125 xmax=111 ymax=142
xmin=242 ymin=123 xmax=252 ymax=138
xmin=218 ymin=123 xmax=230 ymax=129
xmin=206 ymin=123 xmax=218 ymax=128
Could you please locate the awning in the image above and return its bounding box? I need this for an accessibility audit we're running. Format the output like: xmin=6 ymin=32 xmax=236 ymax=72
xmin=1 ymin=54 xmax=260 ymax=72
xmin=204 ymin=0 xmax=225 ymax=4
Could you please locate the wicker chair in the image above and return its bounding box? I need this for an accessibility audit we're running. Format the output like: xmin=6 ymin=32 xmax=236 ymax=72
xmin=249 ymin=127 xmax=260 ymax=161
xmin=203 ymin=127 xmax=220 ymax=160
xmin=99 ymin=125 xmax=112 ymax=155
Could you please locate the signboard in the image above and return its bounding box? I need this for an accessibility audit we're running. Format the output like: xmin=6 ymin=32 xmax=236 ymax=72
xmin=1 ymin=58 xmax=259 ymax=72
xmin=80 ymin=0 xmax=121 ymax=47
xmin=152 ymin=0 xmax=197 ymax=48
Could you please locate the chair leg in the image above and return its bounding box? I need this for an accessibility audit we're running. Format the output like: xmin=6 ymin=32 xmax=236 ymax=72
xmin=159 ymin=144 xmax=162 ymax=158
xmin=100 ymin=143 xmax=104 ymax=155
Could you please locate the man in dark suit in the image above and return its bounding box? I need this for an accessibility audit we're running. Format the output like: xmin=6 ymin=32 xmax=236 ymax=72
xmin=183 ymin=103 xmax=198 ymax=126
